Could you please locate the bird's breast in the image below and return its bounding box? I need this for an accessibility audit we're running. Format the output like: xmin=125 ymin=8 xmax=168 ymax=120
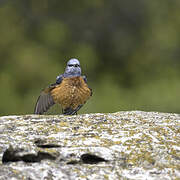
xmin=51 ymin=76 xmax=91 ymax=109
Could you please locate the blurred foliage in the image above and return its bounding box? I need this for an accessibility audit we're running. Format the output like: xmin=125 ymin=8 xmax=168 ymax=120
xmin=0 ymin=0 xmax=180 ymax=115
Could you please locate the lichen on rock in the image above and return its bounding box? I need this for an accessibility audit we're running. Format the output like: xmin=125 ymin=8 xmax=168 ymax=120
xmin=0 ymin=111 xmax=179 ymax=179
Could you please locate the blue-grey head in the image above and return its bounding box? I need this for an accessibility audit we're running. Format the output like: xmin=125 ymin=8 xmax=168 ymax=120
xmin=64 ymin=58 xmax=81 ymax=77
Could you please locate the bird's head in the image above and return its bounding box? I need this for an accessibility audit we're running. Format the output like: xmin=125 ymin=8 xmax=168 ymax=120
xmin=64 ymin=58 xmax=81 ymax=77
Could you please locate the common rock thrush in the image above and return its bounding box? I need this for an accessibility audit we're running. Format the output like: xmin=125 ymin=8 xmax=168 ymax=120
xmin=34 ymin=58 xmax=92 ymax=115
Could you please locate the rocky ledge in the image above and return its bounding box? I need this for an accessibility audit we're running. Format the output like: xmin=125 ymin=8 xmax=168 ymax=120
xmin=0 ymin=111 xmax=179 ymax=179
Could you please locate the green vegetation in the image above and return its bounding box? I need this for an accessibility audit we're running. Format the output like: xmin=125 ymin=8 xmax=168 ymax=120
xmin=0 ymin=0 xmax=180 ymax=115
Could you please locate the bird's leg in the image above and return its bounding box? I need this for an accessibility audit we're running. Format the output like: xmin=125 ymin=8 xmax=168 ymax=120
xmin=71 ymin=105 xmax=83 ymax=115
xmin=63 ymin=105 xmax=83 ymax=115
xmin=63 ymin=108 xmax=73 ymax=115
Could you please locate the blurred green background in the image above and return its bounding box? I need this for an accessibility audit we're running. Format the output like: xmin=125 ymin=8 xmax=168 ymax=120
xmin=0 ymin=0 xmax=180 ymax=116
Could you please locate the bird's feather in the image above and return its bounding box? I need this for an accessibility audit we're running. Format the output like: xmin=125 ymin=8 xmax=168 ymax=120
xmin=34 ymin=87 xmax=55 ymax=114
xmin=82 ymin=75 xmax=93 ymax=96
xmin=34 ymin=75 xmax=63 ymax=114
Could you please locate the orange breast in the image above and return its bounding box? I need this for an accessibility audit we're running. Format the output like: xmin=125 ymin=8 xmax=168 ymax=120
xmin=50 ymin=76 xmax=91 ymax=110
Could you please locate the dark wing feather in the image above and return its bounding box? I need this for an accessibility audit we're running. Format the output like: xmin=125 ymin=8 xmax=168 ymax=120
xmin=34 ymin=75 xmax=63 ymax=114
xmin=82 ymin=75 xmax=87 ymax=83
xmin=56 ymin=74 xmax=63 ymax=84
xmin=34 ymin=87 xmax=55 ymax=114
xmin=82 ymin=75 xmax=93 ymax=96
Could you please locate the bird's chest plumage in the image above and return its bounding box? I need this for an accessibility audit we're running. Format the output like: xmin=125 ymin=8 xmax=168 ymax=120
xmin=51 ymin=76 xmax=91 ymax=109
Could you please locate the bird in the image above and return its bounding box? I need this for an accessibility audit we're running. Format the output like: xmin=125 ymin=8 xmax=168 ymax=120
xmin=34 ymin=58 xmax=92 ymax=115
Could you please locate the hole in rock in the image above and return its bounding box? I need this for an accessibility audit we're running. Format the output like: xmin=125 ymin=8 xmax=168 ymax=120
xmin=80 ymin=153 xmax=108 ymax=164
xmin=2 ymin=147 xmax=56 ymax=163
xmin=34 ymin=139 xmax=61 ymax=148
xmin=36 ymin=144 xmax=61 ymax=148
xmin=67 ymin=160 xmax=79 ymax=165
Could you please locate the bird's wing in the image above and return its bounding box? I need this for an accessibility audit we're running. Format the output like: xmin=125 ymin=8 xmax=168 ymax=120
xmin=34 ymin=75 xmax=63 ymax=114
xmin=82 ymin=75 xmax=93 ymax=96
xmin=56 ymin=74 xmax=63 ymax=84
xmin=82 ymin=75 xmax=88 ymax=83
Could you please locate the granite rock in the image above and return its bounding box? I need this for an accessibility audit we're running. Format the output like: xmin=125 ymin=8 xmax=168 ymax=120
xmin=0 ymin=111 xmax=179 ymax=179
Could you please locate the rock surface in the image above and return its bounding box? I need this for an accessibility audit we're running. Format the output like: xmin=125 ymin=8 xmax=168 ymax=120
xmin=0 ymin=111 xmax=179 ymax=179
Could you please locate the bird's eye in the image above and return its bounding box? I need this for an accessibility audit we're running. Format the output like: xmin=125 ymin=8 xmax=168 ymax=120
xmin=68 ymin=64 xmax=80 ymax=67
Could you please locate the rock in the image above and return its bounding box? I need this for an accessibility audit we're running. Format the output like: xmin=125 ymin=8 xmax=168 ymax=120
xmin=0 ymin=111 xmax=179 ymax=179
